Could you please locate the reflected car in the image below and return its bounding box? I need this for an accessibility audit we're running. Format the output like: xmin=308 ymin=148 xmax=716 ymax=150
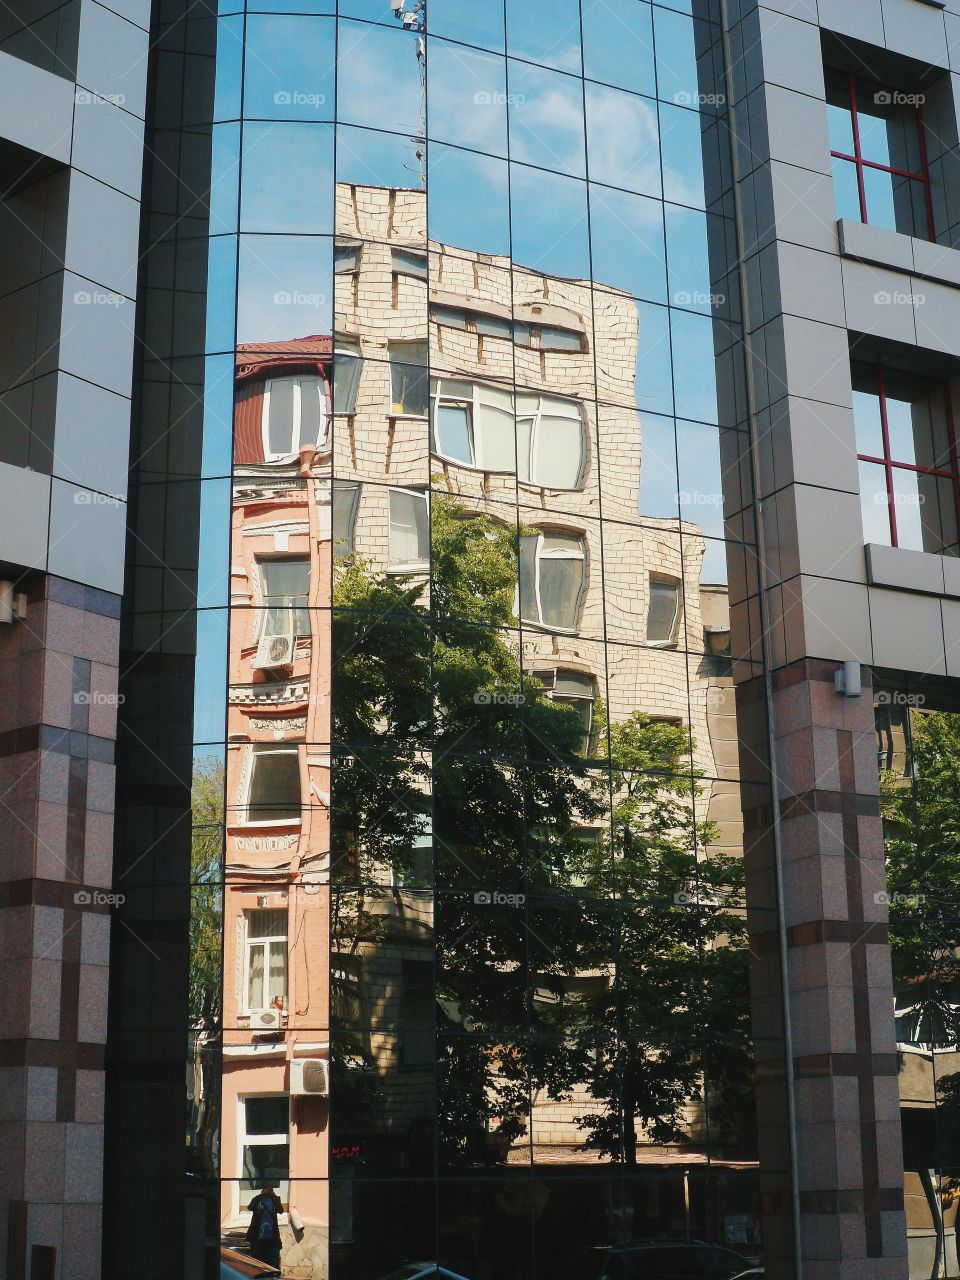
xmin=376 ymin=1266 xmax=473 ymax=1280
xmin=593 ymin=1241 xmax=762 ymax=1279
xmin=220 ymin=1246 xmax=283 ymax=1279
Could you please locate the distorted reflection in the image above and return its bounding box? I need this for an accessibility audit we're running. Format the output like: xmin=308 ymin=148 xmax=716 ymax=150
xmin=877 ymin=693 xmax=960 ymax=1280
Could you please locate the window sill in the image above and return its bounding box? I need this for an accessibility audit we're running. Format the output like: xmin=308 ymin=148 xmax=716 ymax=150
xmin=838 ymin=218 xmax=960 ymax=290
xmin=865 ymin=542 xmax=960 ymax=597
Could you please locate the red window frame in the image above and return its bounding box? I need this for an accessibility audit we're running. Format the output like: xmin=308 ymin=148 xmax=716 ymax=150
xmin=830 ymin=71 xmax=935 ymax=241
xmin=857 ymin=366 xmax=960 ymax=551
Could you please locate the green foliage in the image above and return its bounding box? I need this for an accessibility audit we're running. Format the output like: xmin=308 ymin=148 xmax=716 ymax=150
xmin=190 ymin=753 xmax=225 ymax=1029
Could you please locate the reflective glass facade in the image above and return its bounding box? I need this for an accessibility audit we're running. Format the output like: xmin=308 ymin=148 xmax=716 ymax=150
xmin=106 ymin=3 xmax=789 ymax=1277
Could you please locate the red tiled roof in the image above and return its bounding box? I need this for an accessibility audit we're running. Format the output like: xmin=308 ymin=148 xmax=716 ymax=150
xmin=236 ymin=336 xmax=333 ymax=379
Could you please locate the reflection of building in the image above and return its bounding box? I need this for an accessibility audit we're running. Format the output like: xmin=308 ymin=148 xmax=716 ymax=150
xmin=221 ymin=338 xmax=333 ymax=1275
xmin=330 ymin=182 xmax=744 ymax=1188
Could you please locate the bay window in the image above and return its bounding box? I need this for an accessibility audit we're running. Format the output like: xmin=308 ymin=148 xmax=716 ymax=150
xmin=258 ymin=556 xmax=310 ymax=636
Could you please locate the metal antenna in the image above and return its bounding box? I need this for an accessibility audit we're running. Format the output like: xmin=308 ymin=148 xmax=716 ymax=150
xmin=393 ymin=0 xmax=427 ymax=188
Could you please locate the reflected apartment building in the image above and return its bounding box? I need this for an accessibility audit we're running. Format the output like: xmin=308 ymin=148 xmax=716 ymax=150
xmin=8 ymin=3 xmax=960 ymax=1280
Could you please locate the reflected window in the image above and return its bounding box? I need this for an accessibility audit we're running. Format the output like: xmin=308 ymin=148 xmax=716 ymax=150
xmin=538 ymin=325 xmax=585 ymax=352
xmin=262 ymin=375 xmax=327 ymax=460
xmin=389 ymin=341 xmax=429 ymax=415
xmin=516 ymin=392 xmax=586 ymax=489
xmin=333 ymin=336 xmax=362 ymax=415
xmin=433 ymin=305 xmax=467 ymax=329
xmin=391 ymin=248 xmax=428 ymax=279
xmin=540 ymin=668 xmax=596 ymax=753
xmin=243 ymin=745 xmax=302 ymax=824
xmin=244 ymin=908 xmax=288 ymax=1014
xmin=853 ymin=363 xmax=960 ymax=556
xmin=825 ymin=68 xmax=933 ymax=239
xmin=474 ymin=313 xmax=512 ymax=339
xmin=647 ymin=576 xmax=681 ymax=645
xmin=333 ymin=481 xmax=361 ymax=557
xmin=431 ymin=379 xmax=513 ymax=470
xmin=389 ymin=488 xmax=430 ymax=571
xmin=240 ymin=1096 xmax=289 ymax=1206
xmin=335 ymin=243 xmax=361 ymax=274
xmin=332 ymin=953 xmax=365 ymax=1028
xmin=519 ymin=531 xmax=586 ymax=632
xmin=257 ymin=557 xmax=310 ymax=639
xmin=401 ymin=960 xmax=434 ymax=1065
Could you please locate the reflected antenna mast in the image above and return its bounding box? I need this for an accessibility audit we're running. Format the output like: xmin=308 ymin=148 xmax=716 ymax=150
xmin=391 ymin=0 xmax=426 ymax=188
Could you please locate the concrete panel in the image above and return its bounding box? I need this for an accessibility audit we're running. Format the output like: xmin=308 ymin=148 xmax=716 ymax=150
xmin=794 ymin=484 xmax=867 ymax=582
xmin=880 ymin=0 xmax=950 ymax=67
xmin=837 ymin=219 xmax=914 ymax=276
xmin=0 ymin=51 xmax=73 ymax=164
xmin=942 ymin=599 xmax=960 ymax=675
xmin=47 ymin=479 xmax=126 ymax=595
xmin=913 ymin=279 xmax=960 ymax=352
xmin=840 ymin=260 xmax=918 ymax=344
xmin=782 ymin=396 xmax=861 ymax=494
xmin=869 ymin=587 xmax=947 ymax=675
xmin=866 ymin=543 xmax=946 ymax=595
xmin=75 ymin=1 xmax=149 ymax=120
xmin=64 ymin=171 xmax=140 ymax=299
xmin=780 ymin=313 xmax=852 ymax=408
xmin=0 ymin=460 xmax=50 ymax=570
xmin=52 ymin=373 xmax=131 ymax=500
xmin=910 ymin=238 xmax=960 ymax=288
xmin=817 ymin=0 xmax=884 ymax=43
xmin=798 ymin=575 xmax=872 ymax=663
xmin=777 ymin=241 xmax=847 ymax=326
xmin=58 ymin=271 xmax=136 ymax=397
xmin=763 ymin=84 xmax=833 ymax=176
xmin=71 ymin=95 xmax=144 ymax=198
xmin=757 ymin=6 xmax=826 ymax=97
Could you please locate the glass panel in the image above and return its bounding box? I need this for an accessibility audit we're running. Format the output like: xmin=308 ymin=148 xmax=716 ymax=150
xmin=853 ymin=388 xmax=884 ymax=458
xmin=885 ymin=393 xmax=922 ymax=466
xmin=428 ymin=38 xmax=508 ymax=157
xmin=860 ymin=163 xmax=898 ymax=233
xmin=477 ymin=396 xmax=515 ymax=471
xmin=265 ymin=377 xmax=295 ymax=456
xmin=532 ymin=414 xmax=583 ymax=488
xmin=826 ymin=100 xmax=855 ymax=155
xmin=590 ymin=184 xmax=667 ymax=304
xmin=507 ymin=59 xmax=586 ymax=177
xmin=389 ymin=341 xmax=429 ymax=414
xmin=436 ymin=402 xmax=473 ymax=464
xmin=581 ymin=0 xmax=655 ymax=97
xmin=428 ymin=0 xmax=504 ymax=52
xmin=585 ymin=81 xmax=661 ymax=197
xmin=242 ymin=15 xmax=335 ymax=121
xmin=859 ymin=459 xmax=892 ymax=545
xmin=831 ymin=154 xmax=862 ymax=223
xmin=511 ymin=164 xmax=589 ymax=280
xmin=336 ymin=19 xmax=423 ymax=135
xmin=505 ymin=0 xmax=582 ymax=71
xmin=240 ymin=122 xmax=334 ymax=233
xmin=389 ymin=488 xmax=429 ymax=565
xmin=890 ymin=466 xmax=925 ymax=552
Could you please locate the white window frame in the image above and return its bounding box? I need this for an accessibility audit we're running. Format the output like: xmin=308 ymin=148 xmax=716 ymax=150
xmin=243 ymin=908 xmax=288 ymax=1015
xmin=518 ymin=531 xmax=586 ymax=634
xmin=254 ymin=555 xmax=311 ymax=639
xmin=240 ymin=743 xmax=302 ymax=828
xmin=261 ymin=374 xmax=328 ymax=462
xmin=431 ymin=380 xmax=585 ymax=489
xmin=646 ymin=576 xmax=682 ymax=647
xmin=388 ymin=487 xmax=430 ymax=573
xmin=235 ymin=1094 xmax=290 ymax=1221
xmin=516 ymin=392 xmax=586 ymax=489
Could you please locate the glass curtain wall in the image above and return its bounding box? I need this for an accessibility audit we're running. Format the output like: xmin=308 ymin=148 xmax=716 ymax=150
xmin=874 ymin=680 xmax=960 ymax=1280
xmin=108 ymin=2 xmax=789 ymax=1278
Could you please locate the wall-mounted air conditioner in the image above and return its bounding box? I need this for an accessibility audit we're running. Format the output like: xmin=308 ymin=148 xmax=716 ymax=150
xmin=253 ymin=629 xmax=295 ymax=670
xmin=249 ymin=1007 xmax=283 ymax=1030
xmin=289 ymin=1057 xmax=330 ymax=1097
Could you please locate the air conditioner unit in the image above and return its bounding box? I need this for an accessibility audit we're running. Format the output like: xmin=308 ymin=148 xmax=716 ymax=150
xmin=253 ymin=629 xmax=295 ymax=670
xmin=289 ymin=1057 xmax=330 ymax=1097
xmin=249 ymin=1007 xmax=283 ymax=1031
